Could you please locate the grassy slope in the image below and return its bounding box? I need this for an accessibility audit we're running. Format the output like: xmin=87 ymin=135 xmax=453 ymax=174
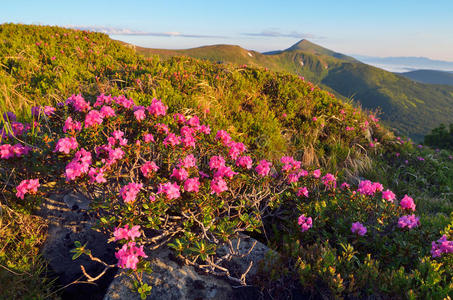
xmin=137 ymin=40 xmax=453 ymax=141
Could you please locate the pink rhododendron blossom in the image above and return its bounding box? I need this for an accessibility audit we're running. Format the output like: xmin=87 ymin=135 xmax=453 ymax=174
xmin=214 ymin=166 xmax=237 ymax=179
xmin=114 ymin=95 xmax=134 ymax=109
xmin=100 ymin=105 xmax=116 ymax=118
xmin=297 ymin=214 xmax=313 ymax=232
xmin=112 ymin=130 xmax=124 ymax=140
xmin=171 ymin=168 xmax=189 ymax=182
xmin=157 ymin=182 xmax=181 ymax=200
xmin=173 ymin=113 xmax=186 ymax=124
xmin=209 ymin=156 xmax=226 ymax=170
xmin=115 ymin=242 xmax=147 ymax=270
xmin=321 ymin=173 xmax=337 ymax=189
xmin=141 ymin=161 xmax=159 ymax=178
xmin=236 ymin=156 xmax=253 ymax=169
xmin=210 ymin=178 xmax=228 ymax=195
xmin=178 ymin=154 xmax=197 ymax=169
xmin=63 ymin=117 xmax=82 ymax=133
xmin=312 ymin=169 xmax=321 ymax=178
xmin=400 ymin=195 xmax=416 ymax=211
xmin=256 ymin=160 xmax=271 ymax=177
xmin=149 ymin=195 xmax=156 ymax=202
xmin=88 ymin=167 xmax=107 ymax=184
xmin=134 ymin=109 xmax=146 ymax=121
xmin=42 ymin=106 xmax=56 ymax=116
xmin=186 ymin=116 xmax=200 ymax=127
xmin=108 ymin=148 xmax=124 ymax=163
xmin=181 ymin=133 xmax=196 ymax=148
xmin=340 ymin=182 xmax=350 ymax=190
xmin=155 ymin=123 xmax=170 ymax=134
xmin=345 ymin=126 xmax=354 ymax=131
xmin=147 ymin=98 xmax=167 ymax=117
xmin=15 ymin=179 xmax=40 ymax=199
xmin=94 ymin=94 xmax=113 ymax=107
xmin=120 ymin=182 xmax=143 ymax=203
xmin=228 ymin=142 xmax=246 ymax=160
xmin=143 ymin=133 xmax=155 ymax=143
xmin=84 ymin=110 xmax=103 ymax=128
xmin=163 ymin=133 xmax=181 ymax=147
xmin=199 ymin=125 xmax=211 ymax=135
xmin=431 ymin=235 xmax=453 ymax=258
xmin=398 ymin=215 xmax=420 ymax=229
xmin=54 ymin=137 xmax=78 ymax=154
xmin=297 ymin=187 xmax=309 ymax=198
xmin=351 ymin=222 xmax=367 ymax=236
xmin=382 ymin=189 xmax=396 ymax=202
xmin=357 ymin=180 xmax=384 ymax=196
xmin=215 ymin=130 xmax=232 ymax=146
xmin=11 ymin=122 xmax=26 ymax=136
xmin=281 ymin=156 xmax=301 ymax=172
xmin=113 ymin=225 xmax=141 ymax=241
xmin=66 ymin=94 xmax=91 ymax=112
xmin=184 ymin=177 xmax=200 ymax=193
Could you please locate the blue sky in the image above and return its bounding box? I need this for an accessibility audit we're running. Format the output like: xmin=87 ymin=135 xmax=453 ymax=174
xmin=2 ymin=0 xmax=453 ymax=61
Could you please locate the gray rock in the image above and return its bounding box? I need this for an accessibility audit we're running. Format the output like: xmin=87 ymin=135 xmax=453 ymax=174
xmin=37 ymin=192 xmax=116 ymax=299
xmin=104 ymin=247 xmax=234 ymax=300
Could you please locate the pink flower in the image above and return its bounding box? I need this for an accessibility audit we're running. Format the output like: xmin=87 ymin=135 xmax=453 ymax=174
xmin=171 ymin=168 xmax=189 ymax=181
xmin=63 ymin=117 xmax=82 ymax=133
xmin=312 ymin=117 xmax=317 ymax=122
xmin=400 ymin=195 xmax=416 ymax=211
xmin=143 ymin=133 xmax=155 ymax=143
xmin=157 ymin=182 xmax=181 ymax=200
xmin=214 ymin=166 xmax=237 ymax=179
xmin=15 ymin=179 xmax=40 ymax=199
xmin=297 ymin=214 xmax=312 ymax=232
xmin=228 ymin=142 xmax=246 ymax=160
xmin=398 ymin=215 xmax=420 ymax=229
xmin=84 ymin=110 xmax=104 ymax=128
xmin=147 ymin=98 xmax=167 ymax=117
xmin=297 ymin=187 xmax=309 ymax=198
xmin=382 ymin=189 xmax=396 ymax=202
xmin=199 ymin=125 xmax=211 ymax=135
xmin=163 ymin=133 xmax=181 ymax=147
xmin=312 ymin=169 xmax=321 ymax=178
xmin=209 ymin=156 xmax=226 ymax=170
xmin=115 ymin=242 xmax=147 ymax=270
xmin=431 ymin=235 xmax=453 ymax=258
xmin=340 ymin=182 xmax=350 ymax=190
xmin=345 ymin=126 xmax=354 ymax=131
xmin=186 ymin=116 xmax=200 ymax=127
xmin=321 ymin=173 xmax=336 ymax=189
xmin=141 ymin=161 xmax=159 ymax=178
xmin=351 ymin=222 xmax=367 ymax=236
xmin=178 ymin=154 xmax=197 ymax=169
xmin=134 ymin=109 xmax=146 ymax=121
xmin=108 ymin=148 xmax=124 ymax=163
xmin=357 ymin=180 xmax=383 ymax=196
xmin=113 ymin=225 xmax=142 ymax=241
xmin=173 ymin=113 xmax=186 ymax=124
xmin=0 ymin=144 xmax=15 ymax=159
xmin=210 ymin=178 xmax=228 ymax=195
xmin=66 ymin=94 xmax=91 ymax=112
xmin=54 ymin=137 xmax=78 ymax=154
xmin=100 ymin=105 xmax=116 ymax=118
xmin=236 ymin=156 xmax=253 ymax=169
xmin=114 ymin=95 xmax=134 ymax=109
xmin=256 ymin=160 xmax=271 ymax=177
xmin=120 ymin=182 xmax=143 ymax=203
xmin=184 ymin=177 xmax=200 ymax=193
xmin=155 ymin=123 xmax=170 ymax=134
xmin=215 ymin=130 xmax=232 ymax=146
xmin=88 ymin=167 xmax=107 ymax=184
xmin=281 ymin=156 xmax=301 ymax=172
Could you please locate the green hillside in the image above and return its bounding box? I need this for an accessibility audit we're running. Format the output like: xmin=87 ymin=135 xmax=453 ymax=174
xmin=400 ymin=69 xmax=453 ymax=86
xmin=137 ymin=40 xmax=453 ymax=141
xmin=1 ymin=24 xmax=453 ymax=299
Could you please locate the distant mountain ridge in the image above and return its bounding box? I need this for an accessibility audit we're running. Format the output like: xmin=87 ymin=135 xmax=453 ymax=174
xmin=399 ymin=70 xmax=453 ymax=86
xmin=353 ymin=55 xmax=453 ymax=72
xmin=136 ymin=40 xmax=453 ymax=140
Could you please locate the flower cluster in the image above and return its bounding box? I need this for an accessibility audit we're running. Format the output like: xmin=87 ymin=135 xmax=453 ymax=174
xmin=357 ymin=180 xmax=383 ymax=196
xmin=54 ymin=137 xmax=78 ymax=154
xmin=15 ymin=179 xmax=40 ymax=199
xmin=115 ymin=242 xmax=148 ymax=270
xmin=297 ymin=214 xmax=313 ymax=232
xmin=113 ymin=225 xmax=141 ymax=241
xmin=120 ymin=182 xmax=143 ymax=203
xmin=397 ymin=215 xmax=420 ymax=229
xmin=399 ymin=195 xmax=416 ymax=211
xmin=351 ymin=222 xmax=367 ymax=236
xmin=431 ymin=235 xmax=453 ymax=258
xmin=0 ymin=143 xmax=31 ymax=159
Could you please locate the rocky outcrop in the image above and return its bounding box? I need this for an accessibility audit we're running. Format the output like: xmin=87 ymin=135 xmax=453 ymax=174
xmin=37 ymin=192 xmax=116 ymax=300
xmin=104 ymin=236 xmax=273 ymax=300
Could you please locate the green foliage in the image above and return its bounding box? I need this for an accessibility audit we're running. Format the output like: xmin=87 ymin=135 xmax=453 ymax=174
xmin=425 ymin=123 xmax=453 ymax=151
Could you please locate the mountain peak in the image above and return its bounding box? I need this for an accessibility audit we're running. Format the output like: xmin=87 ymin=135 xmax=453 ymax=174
xmin=283 ymin=39 xmax=357 ymax=62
